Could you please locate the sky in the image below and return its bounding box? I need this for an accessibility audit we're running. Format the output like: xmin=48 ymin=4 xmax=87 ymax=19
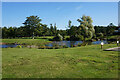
xmin=1 ymin=0 xmax=120 ymax=2
xmin=118 ymin=2 xmax=120 ymax=26
xmin=2 ymin=2 xmax=118 ymax=30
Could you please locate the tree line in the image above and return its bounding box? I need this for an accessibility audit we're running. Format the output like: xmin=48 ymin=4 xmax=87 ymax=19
xmin=1 ymin=15 xmax=118 ymax=41
xmin=2 ymin=24 xmax=67 ymax=39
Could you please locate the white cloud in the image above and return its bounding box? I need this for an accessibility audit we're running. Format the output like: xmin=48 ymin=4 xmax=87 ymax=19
xmin=75 ymin=6 xmax=82 ymax=11
xmin=56 ymin=7 xmax=61 ymax=10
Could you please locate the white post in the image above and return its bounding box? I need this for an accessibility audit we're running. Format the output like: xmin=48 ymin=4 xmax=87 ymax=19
xmin=117 ymin=41 xmax=119 ymax=46
xmin=101 ymin=42 xmax=104 ymax=49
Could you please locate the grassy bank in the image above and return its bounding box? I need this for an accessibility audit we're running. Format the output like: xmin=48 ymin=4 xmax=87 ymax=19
xmin=1 ymin=36 xmax=69 ymax=45
xmin=2 ymin=44 xmax=118 ymax=78
xmin=2 ymin=39 xmax=51 ymax=45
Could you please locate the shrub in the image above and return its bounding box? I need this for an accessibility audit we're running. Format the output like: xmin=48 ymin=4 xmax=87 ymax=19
xmin=81 ymin=42 xmax=87 ymax=46
xmin=48 ymin=47 xmax=54 ymax=49
xmin=38 ymin=46 xmax=46 ymax=49
xmin=86 ymin=40 xmax=92 ymax=45
xmin=54 ymin=46 xmax=60 ymax=49
xmin=63 ymin=45 xmax=68 ymax=48
xmin=16 ymin=45 xmax=22 ymax=48
xmin=52 ymin=43 xmax=59 ymax=47
xmin=44 ymin=46 xmax=53 ymax=49
xmin=77 ymin=43 xmax=82 ymax=47
xmin=53 ymin=44 xmax=63 ymax=49
xmin=45 ymin=46 xmax=53 ymax=49
xmin=77 ymin=42 xmax=89 ymax=47
xmin=66 ymin=38 xmax=70 ymax=41
xmin=70 ymin=44 xmax=74 ymax=47
xmin=73 ymin=45 xmax=77 ymax=47
xmin=96 ymin=33 xmax=104 ymax=40
xmin=22 ymin=43 xmax=27 ymax=45
xmin=70 ymin=35 xmax=84 ymax=41
xmin=53 ymin=34 xmax=63 ymax=41
xmin=34 ymin=36 xmax=41 ymax=39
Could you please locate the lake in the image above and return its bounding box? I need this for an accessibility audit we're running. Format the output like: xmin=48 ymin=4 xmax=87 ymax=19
xmin=45 ymin=40 xmax=108 ymax=47
xmin=0 ymin=40 xmax=108 ymax=48
xmin=0 ymin=44 xmax=18 ymax=48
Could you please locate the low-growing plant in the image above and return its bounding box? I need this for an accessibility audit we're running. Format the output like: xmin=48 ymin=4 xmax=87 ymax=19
xmin=81 ymin=42 xmax=87 ymax=46
xmin=53 ymin=34 xmax=63 ymax=41
xmin=73 ymin=45 xmax=77 ymax=47
xmin=45 ymin=46 xmax=50 ymax=49
xmin=63 ymin=45 xmax=68 ymax=48
xmin=77 ymin=42 xmax=89 ymax=47
xmin=86 ymin=41 xmax=92 ymax=45
xmin=47 ymin=47 xmax=54 ymax=49
xmin=70 ymin=44 xmax=74 ymax=47
xmin=16 ymin=45 xmax=22 ymax=48
xmin=52 ymin=43 xmax=59 ymax=47
xmin=77 ymin=43 xmax=82 ymax=47
xmin=54 ymin=46 xmax=60 ymax=49
xmin=22 ymin=43 xmax=27 ymax=45
xmin=38 ymin=46 xmax=46 ymax=49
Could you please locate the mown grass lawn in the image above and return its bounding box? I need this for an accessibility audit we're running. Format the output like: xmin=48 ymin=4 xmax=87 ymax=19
xmin=2 ymin=39 xmax=51 ymax=45
xmin=2 ymin=44 xmax=119 ymax=78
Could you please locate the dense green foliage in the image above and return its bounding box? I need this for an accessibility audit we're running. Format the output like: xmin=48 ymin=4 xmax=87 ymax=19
xmin=94 ymin=23 xmax=117 ymax=37
xmin=67 ymin=15 xmax=96 ymax=41
xmin=53 ymin=34 xmax=63 ymax=41
xmin=77 ymin=15 xmax=95 ymax=41
xmin=23 ymin=16 xmax=42 ymax=39
xmin=1 ymin=15 xmax=118 ymax=41
xmin=1 ymin=16 xmax=67 ymax=39
xmin=2 ymin=44 xmax=118 ymax=78
xmin=2 ymin=26 xmax=67 ymax=39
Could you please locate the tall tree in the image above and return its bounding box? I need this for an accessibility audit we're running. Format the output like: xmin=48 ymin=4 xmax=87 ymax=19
xmin=42 ymin=24 xmax=49 ymax=36
xmin=77 ymin=15 xmax=95 ymax=41
xmin=16 ymin=26 xmax=26 ymax=38
xmin=67 ymin=20 xmax=72 ymax=37
xmin=107 ymin=23 xmax=116 ymax=36
xmin=7 ymin=27 xmax=15 ymax=38
xmin=23 ymin=15 xmax=42 ymax=39
xmin=54 ymin=23 xmax=57 ymax=36
xmin=68 ymin=20 xmax=72 ymax=28
xmin=50 ymin=24 xmax=54 ymax=36
xmin=2 ymin=27 xmax=8 ymax=38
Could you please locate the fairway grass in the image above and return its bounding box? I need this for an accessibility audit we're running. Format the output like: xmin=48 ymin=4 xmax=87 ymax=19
xmin=2 ymin=39 xmax=51 ymax=45
xmin=2 ymin=44 xmax=119 ymax=78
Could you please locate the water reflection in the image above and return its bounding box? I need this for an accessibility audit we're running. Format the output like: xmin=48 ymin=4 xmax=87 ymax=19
xmin=0 ymin=44 xmax=18 ymax=48
xmin=45 ymin=41 xmax=82 ymax=47
xmin=0 ymin=40 xmax=108 ymax=48
xmin=45 ymin=40 xmax=107 ymax=47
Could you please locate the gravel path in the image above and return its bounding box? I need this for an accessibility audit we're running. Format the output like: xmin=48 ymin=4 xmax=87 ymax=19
xmin=104 ymin=47 xmax=120 ymax=51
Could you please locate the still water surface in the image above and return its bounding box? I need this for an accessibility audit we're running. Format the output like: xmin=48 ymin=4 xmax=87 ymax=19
xmin=0 ymin=40 xmax=108 ymax=48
